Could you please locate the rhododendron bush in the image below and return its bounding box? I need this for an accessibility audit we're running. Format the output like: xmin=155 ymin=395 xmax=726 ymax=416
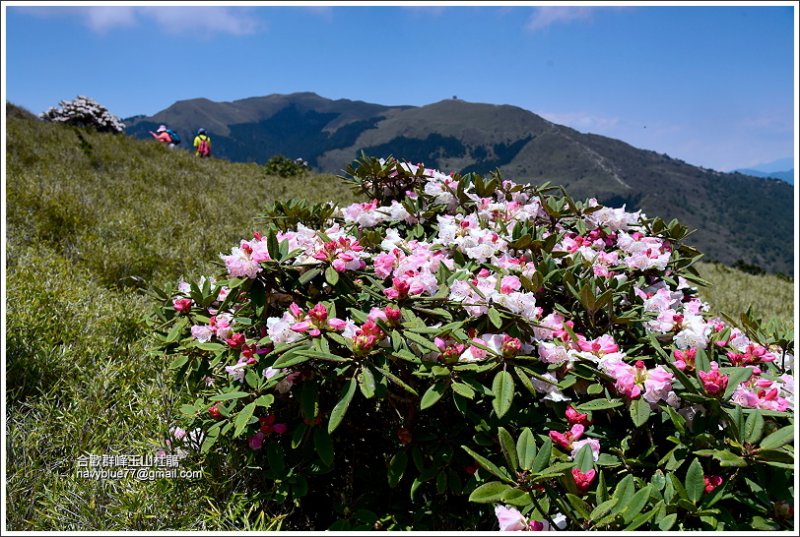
xmin=40 ymin=95 xmax=125 ymax=133
xmin=151 ymin=156 xmax=794 ymax=531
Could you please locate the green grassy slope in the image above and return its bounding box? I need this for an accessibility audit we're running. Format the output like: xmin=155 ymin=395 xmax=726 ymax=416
xmin=5 ymin=105 xmax=357 ymax=530
xmin=4 ymin=105 xmax=794 ymax=530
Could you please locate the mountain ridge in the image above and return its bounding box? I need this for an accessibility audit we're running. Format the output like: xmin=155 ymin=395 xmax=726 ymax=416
xmin=123 ymin=92 xmax=794 ymax=274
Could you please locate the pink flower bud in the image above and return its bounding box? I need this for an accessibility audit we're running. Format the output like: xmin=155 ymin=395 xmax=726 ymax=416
xmin=572 ymin=468 xmax=597 ymax=494
xmin=173 ymin=298 xmax=193 ymax=313
xmin=225 ymin=332 xmax=246 ymax=348
xmin=308 ymin=303 xmax=328 ymax=323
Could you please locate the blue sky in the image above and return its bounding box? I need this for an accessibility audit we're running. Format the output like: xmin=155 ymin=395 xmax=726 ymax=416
xmin=3 ymin=2 xmax=797 ymax=172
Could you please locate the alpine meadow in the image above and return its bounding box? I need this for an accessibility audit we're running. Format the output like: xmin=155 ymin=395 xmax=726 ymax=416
xmin=4 ymin=102 xmax=795 ymax=531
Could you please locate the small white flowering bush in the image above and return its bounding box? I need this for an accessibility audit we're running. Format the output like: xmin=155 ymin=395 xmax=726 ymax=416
xmin=151 ymin=156 xmax=794 ymax=531
xmin=40 ymin=95 xmax=125 ymax=133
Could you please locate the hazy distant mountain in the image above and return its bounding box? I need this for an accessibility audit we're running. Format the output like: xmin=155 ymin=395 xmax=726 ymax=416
xmin=733 ymin=168 xmax=794 ymax=185
xmin=742 ymin=157 xmax=794 ymax=174
xmin=124 ymin=93 xmax=794 ymax=274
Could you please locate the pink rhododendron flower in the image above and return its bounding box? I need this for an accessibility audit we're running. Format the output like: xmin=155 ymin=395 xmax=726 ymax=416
xmin=727 ymin=344 xmax=777 ymax=367
xmin=221 ymin=240 xmax=265 ymax=279
xmin=673 ymin=348 xmax=696 ymax=371
xmin=501 ymin=335 xmax=523 ymax=357
xmin=191 ymin=324 xmax=214 ymax=343
xmin=572 ymin=468 xmax=597 ymax=494
xmin=698 ymin=361 xmax=728 ymax=397
xmin=704 ymin=475 xmax=723 ymax=493
xmin=565 ymin=405 xmax=592 ymax=426
xmin=500 ymin=275 xmax=521 ymax=294
xmin=602 ymin=360 xmax=673 ymax=403
xmin=571 ymin=438 xmax=601 ymax=462
xmin=225 ymin=332 xmax=246 ymax=349
xmin=248 ymin=431 xmax=265 ymax=450
xmin=578 ymin=334 xmax=619 ymax=355
xmin=372 ymin=252 xmax=397 ymax=279
xmin=259 ymin=415 xmax=288 ymax=435
xmin=276 ymin=371 xmax=301 ymax=394
xmin=494 ymin=505 xmax=528 ymax=531
xmin=172 ymin=297 xmax=192 ymax=313
xmin=549 ymin=424 xmax=585 ymax=451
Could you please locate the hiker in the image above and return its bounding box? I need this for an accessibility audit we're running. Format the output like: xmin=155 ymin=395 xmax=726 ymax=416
xmin=149 ymin=125 xmax=177 ymax=148
xmin=194 ymin=128 xmax=212 ymax=158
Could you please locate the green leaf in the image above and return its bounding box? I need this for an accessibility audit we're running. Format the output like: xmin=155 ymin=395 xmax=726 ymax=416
xmin=500 ymin=488 xmax=530 ymax=507
xmin=254 ymin=394 xmax=274 ymax=408
xmin=516 ymin=428 xmax=537 ymax=470
xmin=267 ymin=231 xmax=280 ymax=260
xmin=169 ymin=355 xmax=189 ymax=369
xmin=209 ymin=391 xmax=250 ymax=402
xmin=694 ymin=347 xmax=711 ymax=373
xmin=630 ymin=398 xmax=652 ymax=428
xmin=313 ymin=426 xmax=334 ymax=466
xmin=498 ymin=427 xmax=519 ymax=471
xmin=488 ymin=307 xmax=503 ymax=329
xmin=388 ymin=451 xmax=407 ymax=488
xmin=566 ymin=493 xmax=592 ymax=519
xmin=295 ymin=349 xmax=350 ymax=362
xmin=375 ymin=367 xmax=418 ymax=396
xmin=590 ymin=498 xmax=617 ymax=521
xmin=744 ymin=410 xmax=765 ymax=444
xmin=200 ymin=427 xmax=220 ymax=454
xmin=325 ymin=265 xmax=339 ymax=286
xmin=492 ymin=370 xmax=515 ymax=419
xmin=404 ymin=331 xmax=441 ymax=353
xmin=721 ymin=367 xmax=753 ymax=400
xmin=420 ymin=382 xmax=448 ymax=410
xmin=233 ymin=402 xmax=256 ymax=438
xmin=695 ymin=449 xmax=747 ymax=467
xmin=245 ymin=369 xmax=260 ymax=390
xmin=469 ymin=481 xmax=514 ymax=503
xmin=451 ymin=382 xmax=475 ymax=399
xmin=391 ymin=329 xmax=403 ymax=351
xmin=576 ymin=398 xmax=623 ymax=411
xmin=622 ymin=485 xmax=652 ymax=523
xmin=296 ymin=266 xmax=320 ymax=284
xmin=531 ymin=438 xmax=552 ymax=473
xmin=290 ymin=423 xmax=307 ymax=449
xmin=685 ymin=458 xmax=705 ymax=503
xmin=357 ymin=366 xmax=376 ymax=399
xmin=164 ymin=318 xmax=187 ymax=343
xmin=461 ymin=445 xmax=514 ymax=483
xmin=624 ymin=505 xmax=657 ymax=530
xmin=587 ymin=383 xmax=604 ymax=395
xmin=328 ymin=377 xmax=357 ymax=434
xmin=573 ymin=442 xmax=595 ymax=472
xmin=272 ymin=351 xmax=311 ymax=369
xmin=658 ymin=513 xmax=678 ymax=531
xmin=759 ymin=425 xmax=793 ymax=450
xmin=611 ymin=475 xmax=635 ymax=514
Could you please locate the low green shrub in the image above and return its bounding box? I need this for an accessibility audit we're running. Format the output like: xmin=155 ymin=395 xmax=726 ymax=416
xmin=264 ymin=155 xmax=310 ymax=178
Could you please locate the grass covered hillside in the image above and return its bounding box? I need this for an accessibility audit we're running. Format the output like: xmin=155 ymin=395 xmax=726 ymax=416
xmin=4 ymin=104 xmax=794 ymax=530
xmin=5 ymin=104 xmax=356 ymax=531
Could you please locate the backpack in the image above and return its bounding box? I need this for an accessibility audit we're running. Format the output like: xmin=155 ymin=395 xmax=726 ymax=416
xmin=166 ymin=129 xmax=181 ymax=144
xmin=197 ymin=136 xmax=211 ymax=157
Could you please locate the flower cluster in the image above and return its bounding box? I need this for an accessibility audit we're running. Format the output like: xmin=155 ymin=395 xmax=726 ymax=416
xmin=153 ymin=156 xmax=794 ymax=531
xmin=40 ymin=95 xmax=125 ymax=133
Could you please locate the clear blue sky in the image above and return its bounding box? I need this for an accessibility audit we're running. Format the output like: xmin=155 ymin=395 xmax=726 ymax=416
xmin=3 ymin=2 xmax=797 ymax=172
